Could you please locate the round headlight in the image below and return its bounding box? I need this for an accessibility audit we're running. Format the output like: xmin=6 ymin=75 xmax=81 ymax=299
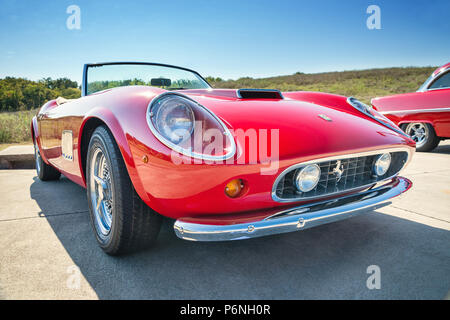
xmin=348 ymin=97 xmax=411 ymax=138
xmin=347 ymin=97 xmax=373 ymax=115
xmin=147 ymin=93 xmax=237 ymax=160
xmin=295 ymin=164 xmax=321 ymax=193
xmin=374 ymin=153 xmax=391 ymax=176
xmin=153 ymin=96 xmax=194 ymax=144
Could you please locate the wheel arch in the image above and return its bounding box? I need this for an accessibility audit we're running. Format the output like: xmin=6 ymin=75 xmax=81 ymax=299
xmin=79 ymin=117 xmax=107 ymax=185
xmin=78 ymin=109 xmax=150 ymax=204
xmin=397 ymin=119 xmax=435 ymax=127
xmin=30 ymin=115 xmax=50 ymax=165
xmin=397 ymin=119 xmax=440 ymax=136
xmin=30 ymin=116 xmax=37 ymax=142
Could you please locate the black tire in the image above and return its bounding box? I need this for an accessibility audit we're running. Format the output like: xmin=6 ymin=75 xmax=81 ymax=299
xmin=86 ymin=126 xmax=162 ymax=255
xmin=34 ymin=137 xmax=61 ymax=181
xmin=401 ymin=123 xmax=440 ymax=152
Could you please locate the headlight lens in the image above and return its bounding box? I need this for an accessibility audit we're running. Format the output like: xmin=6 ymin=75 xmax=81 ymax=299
xmin=374 ymin=153 xmax=391 ymax=176
xmin=347 ymin=97 xmax=373 ymax=115
xmin=295 ymin=164 xmax=321 ymax=192
xmin=347 ymin=96 xmax=409 ymax=138
xmin=153 ymin=96 xmax=194 ymax=144
xmin=147 ymin=93 xmax=236 ymax=160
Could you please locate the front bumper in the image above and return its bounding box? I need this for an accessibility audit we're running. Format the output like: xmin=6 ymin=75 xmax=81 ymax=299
xmin=174 ymin=176 xmax=411 ymax=241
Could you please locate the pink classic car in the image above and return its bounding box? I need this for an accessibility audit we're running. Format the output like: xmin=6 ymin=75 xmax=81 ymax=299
xmin=372 ymin=63 xmax=450 ymax=152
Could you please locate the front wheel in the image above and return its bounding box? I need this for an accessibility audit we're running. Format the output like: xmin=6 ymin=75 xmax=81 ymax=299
xmin=86 ymin=126 xmax=162 ymax=255
xmin=402 ymin=122 xmax=440 ymax=152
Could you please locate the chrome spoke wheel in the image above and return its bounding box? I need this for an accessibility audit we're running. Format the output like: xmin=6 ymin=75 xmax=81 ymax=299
xmin=89 ymin=147 xmax=114 ymax=238
xmin=405 ymin=123 xmax=428 ymax=148
xmin=86 ymin=126 xmax=162 ymax=254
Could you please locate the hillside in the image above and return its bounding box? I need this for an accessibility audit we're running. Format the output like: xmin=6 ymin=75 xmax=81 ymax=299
xmin=0 ymin=66 xmax=436 ymax=144
xmin=206 ymin=66 xmax=436 ymax=104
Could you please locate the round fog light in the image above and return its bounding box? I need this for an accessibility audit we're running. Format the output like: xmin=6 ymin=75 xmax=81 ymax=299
xmin=295 ymin=164 xmax=321 ymax=193
xmin=374 ymin=153 xmax=391 ymax=176
xmin=225 ymin=179 xmax=244 ymax=198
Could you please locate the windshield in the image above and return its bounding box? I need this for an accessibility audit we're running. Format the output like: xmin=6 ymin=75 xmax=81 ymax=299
xmin=84 ymin=63 xmax=210 ymax=95
xmin=417 ymin=73 xmax=434 ymax=92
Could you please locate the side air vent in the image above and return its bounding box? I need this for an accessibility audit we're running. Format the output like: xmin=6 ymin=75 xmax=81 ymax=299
xmin=237 ymin=89 xmax=284 ymax=99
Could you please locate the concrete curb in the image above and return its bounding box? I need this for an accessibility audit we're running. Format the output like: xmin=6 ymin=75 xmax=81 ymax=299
xmin=0 ymin=145 xmax=35 ymax=169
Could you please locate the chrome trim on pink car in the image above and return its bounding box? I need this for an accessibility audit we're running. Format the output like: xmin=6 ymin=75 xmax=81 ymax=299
xmin=380 ymin=107 xmax=450 ymax=115
xmin=417 ymin=67 xmax=450 ymax=92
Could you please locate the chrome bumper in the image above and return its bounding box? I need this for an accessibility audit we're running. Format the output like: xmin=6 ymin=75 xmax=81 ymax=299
xmin=173 ymin=177 xmax=411 ymax=242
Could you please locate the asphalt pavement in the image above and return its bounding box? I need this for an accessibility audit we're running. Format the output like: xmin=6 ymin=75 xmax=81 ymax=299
xmin=0 ymin=142 xmax=449 ymax=299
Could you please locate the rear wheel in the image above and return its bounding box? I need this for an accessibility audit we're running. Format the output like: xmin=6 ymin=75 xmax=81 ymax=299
xmin=34 ymin=137 xmax=61 ymax=181
xmin=402 ymin=122 xmax=440 ymax=152
xmin=86 ymin=126 xmax=162 ymax=255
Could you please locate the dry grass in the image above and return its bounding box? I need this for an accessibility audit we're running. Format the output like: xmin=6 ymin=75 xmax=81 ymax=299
xmin=208 ymin=66 xmax=436 ymax=104
xmin=0 ymin=66 xmax=437 ymax=144
xmin=0 ymin=109 xmax=37 ymax=144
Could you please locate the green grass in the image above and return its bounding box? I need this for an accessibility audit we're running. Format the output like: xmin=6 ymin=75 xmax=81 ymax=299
xmin=207 ymin=66 xmax=436 ymax=104
xmin=0 ymin=109 xmax=37 ymax=144
xmin=0 ymin=66 xmax=436 ymax=144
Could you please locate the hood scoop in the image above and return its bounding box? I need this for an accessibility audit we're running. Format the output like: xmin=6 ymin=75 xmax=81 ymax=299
xmin=237 ymin=89 xmax=284 ymax=99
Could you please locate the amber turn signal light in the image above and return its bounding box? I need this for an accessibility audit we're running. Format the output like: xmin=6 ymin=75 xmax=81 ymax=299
xmin=225 ymin=179 xmax=244 ymax=198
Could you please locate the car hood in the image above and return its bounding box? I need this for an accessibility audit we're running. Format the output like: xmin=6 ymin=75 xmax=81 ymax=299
xmin=83 ymin=86 xmax=412 ymax=162
xmin=179 ymin=89 xmax=412 ymax=160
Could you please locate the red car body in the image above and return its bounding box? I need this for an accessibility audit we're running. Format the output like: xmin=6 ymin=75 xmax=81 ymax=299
xmin=31 ymin=62 xmax=415 ymax=244
xmin=371 ymin=63 xmax=450 ymax=142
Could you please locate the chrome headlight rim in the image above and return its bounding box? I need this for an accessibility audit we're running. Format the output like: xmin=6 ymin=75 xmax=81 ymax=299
xmin=146 ymin=92 xmax=236 ymax=161
xmin=373 ymin=152 xmax=392 ymax=176
xmin=295 ymin=164 xmax=321 ymax=193
xmin=153 ymin=95 xmax=195 ymax=144
xmin=347 ymin=96 xmax=373 ymax=115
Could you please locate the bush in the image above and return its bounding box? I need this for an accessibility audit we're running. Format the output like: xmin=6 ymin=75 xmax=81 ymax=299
xmin=0 ymin=77 xmax=81 ymax=112
xmin=0 ymin=109 xmax=36 ymax=143
xmin=0 ymin=67 xmax=437 ymax=144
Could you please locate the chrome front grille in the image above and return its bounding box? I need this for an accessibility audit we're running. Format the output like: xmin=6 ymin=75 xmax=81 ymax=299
xmin=273 ymin=149 xmax=410 ymax=202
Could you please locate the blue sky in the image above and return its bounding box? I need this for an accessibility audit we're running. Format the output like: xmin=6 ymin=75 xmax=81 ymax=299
xmin=0 ymin=0 xmax=449 ymax=84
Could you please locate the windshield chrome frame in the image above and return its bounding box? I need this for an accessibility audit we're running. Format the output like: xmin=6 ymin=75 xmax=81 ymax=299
xmin=82 ymin=62 xmax=211 ymax=96
xmin=417 ymin=67 xmax=450 ymax=92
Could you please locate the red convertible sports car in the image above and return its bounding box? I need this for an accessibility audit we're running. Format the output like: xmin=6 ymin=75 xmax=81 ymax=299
xmin=372 ymin=63 xmax=450 ymax=152
xmin=32 ymin=62 xmax=415 ymax=255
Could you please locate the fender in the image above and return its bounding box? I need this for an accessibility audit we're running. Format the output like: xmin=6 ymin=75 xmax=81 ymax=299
xmin=79 ymin=107 xmax=151 ymax=204
xmin=397 ymin=119 xmax=434 ymax=127
xmin=387 ymin=114 xmax=444 ymax=136
xmin=30 ymin=116 xmax=38 ymax=146
xmin=31 ymin=115 xmax=51 ymax=165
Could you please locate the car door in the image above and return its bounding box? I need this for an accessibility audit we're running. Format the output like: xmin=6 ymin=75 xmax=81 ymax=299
xmin=423 ymin=70 xmax=450 ymax=138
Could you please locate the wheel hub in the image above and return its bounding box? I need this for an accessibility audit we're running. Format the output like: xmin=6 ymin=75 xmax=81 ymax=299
xmin=406 ymin=123 xmax=428 ymax=148
xmin=90 ymin=148 xmax=114 ymax=237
